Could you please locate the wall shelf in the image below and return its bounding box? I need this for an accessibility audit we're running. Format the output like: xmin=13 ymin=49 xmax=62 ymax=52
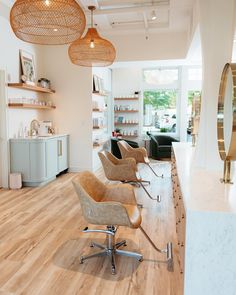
xmin=92 ymin=108 xmax=104 ymax=112
xmin=93 ymin=126 xmax=106 ymax=130
xmin=114 ymin=110 xmax=138 ymax=113
xmin=8 ymin=103 xmax=56 ymax=110
xmin=115 ymin=123 xmax=138 ymax=126
xmin=114 ymin=97 xmax=138 ymax=100
xmin=92 ymin=91 xmax=107 ymax=97
xmin=8 ymin=83 xmax=55 ymax=94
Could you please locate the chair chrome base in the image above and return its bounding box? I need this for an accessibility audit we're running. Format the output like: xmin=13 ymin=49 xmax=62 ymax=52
xmin=146 ymin=163 xmax=164 ymax=178
xmin=80 ymin=226 xmax=143 ymax=275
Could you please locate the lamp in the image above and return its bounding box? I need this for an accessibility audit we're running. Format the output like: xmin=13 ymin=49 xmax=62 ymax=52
xmin=10 ymin=0 xmax=86 ymax=45
xmin=68 ymin=6 xmax=116 ymax=67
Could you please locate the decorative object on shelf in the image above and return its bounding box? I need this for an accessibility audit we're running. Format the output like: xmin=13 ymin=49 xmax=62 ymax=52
xmin=10 ymin=0 xmax=86 ymax=45
xmin=93 ymin=75 xmax=100 ymax=92
xmin=68 ymin=6 xmax=116 ymax=67
xmin=217 ymin=63 xmax=236 ymax=184
xmin=20 ymin=50 xmax=36 ymax=85
xmin=38 ymin=78 xmax=51 ymax=89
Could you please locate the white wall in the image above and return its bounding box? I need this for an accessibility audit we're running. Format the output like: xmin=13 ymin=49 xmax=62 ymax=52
xmin=0 ymin=2 xmax=43 ymax=187
xmin=108 ymin=31 xmax=188 ymax=62
xmin=40 ymin=46 xmax=93 ymax=172
xmin=195 ymin=0 xmax=236 ymax=172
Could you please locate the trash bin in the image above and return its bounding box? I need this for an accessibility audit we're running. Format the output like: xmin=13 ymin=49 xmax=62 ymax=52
xmin=9 ymin=173 xmax=22 ymax=189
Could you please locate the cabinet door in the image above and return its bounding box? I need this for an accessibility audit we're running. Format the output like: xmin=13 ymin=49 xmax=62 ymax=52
xmin=58 ymin=136 xmax=68 ymax=173
xmin=30 ymin=142 xmax=46 ymax=181
xmin=46 ymin=139 xmax=58 ymax=178
xmin=10 ymin=142 xmax=30 ymax=181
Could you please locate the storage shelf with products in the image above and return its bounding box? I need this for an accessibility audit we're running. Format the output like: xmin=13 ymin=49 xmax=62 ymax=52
xmin=113 ymin=92 xmax=140 ymax=139
xmin=115 ymin=123 xmax=138 ymax=126
xmin=114 ymin=110 xmax=138 ymax=113
xmin=8 ymin=103 xmax=56 ymax=110
xmin=114 ymin=97 xmax=138 ymax=101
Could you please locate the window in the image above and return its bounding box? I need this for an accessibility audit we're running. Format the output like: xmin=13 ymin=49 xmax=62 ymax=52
xmin=143 ymin=68 xmax=179 ymax=85
xmin=143 ymin=90 xmax=178 ymax=133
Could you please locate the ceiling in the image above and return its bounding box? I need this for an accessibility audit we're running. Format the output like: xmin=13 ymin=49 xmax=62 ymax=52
xmin=77 ymin=0 xmax=195 ymax=36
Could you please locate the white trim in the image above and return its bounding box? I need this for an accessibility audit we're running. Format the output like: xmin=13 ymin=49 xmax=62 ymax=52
xmin=0 ymin=70 xmax=9 ymax=188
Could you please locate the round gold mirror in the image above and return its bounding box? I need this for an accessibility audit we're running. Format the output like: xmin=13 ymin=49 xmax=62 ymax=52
xmin=217 ymin=63 xmax=236 ymax=183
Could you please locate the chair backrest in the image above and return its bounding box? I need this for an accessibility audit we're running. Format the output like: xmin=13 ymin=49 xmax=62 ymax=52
xmin=117 ymin=140 xmax=131 ymax=158
xmin=98 ymin=151 xmax=116 ymax=180
xmin=73 ymin=171 xmax=109 ymax=224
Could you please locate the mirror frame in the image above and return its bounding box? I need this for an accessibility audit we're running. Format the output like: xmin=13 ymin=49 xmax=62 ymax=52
xmin=217 ymin=63 xmax=236 ymax=161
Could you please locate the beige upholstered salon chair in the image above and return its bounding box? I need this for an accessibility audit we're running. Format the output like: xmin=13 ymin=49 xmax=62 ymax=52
xmin=117 ymin=140 xmax=164 ymax=178
xmin=72 ymin=171 xmax=173 ymax=275
xmin=98 ymin=151 xmax=160 ymax=202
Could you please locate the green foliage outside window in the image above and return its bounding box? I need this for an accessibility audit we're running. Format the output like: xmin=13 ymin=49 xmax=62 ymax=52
xmin=143 ymin=90 xmax=177 ymax=111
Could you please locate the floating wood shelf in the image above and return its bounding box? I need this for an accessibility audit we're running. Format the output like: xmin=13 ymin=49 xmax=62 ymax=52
xmin=114 ymin=123 xmax=138 ymax=126
xmin=93 ymin=126 xmax=106 ymax=130
xmin=8 ymin=83 xmax=55 ymax=94
xmin=92 ymin=91 xmax=108 ymax=97
xmin=114 ymin=97 xmax=138 ymax=100
xmin=8 ymin=103 xmax=56 ymax=110
xmin=93 ymin=139 xmax=109 ymax=149
xmin=92 ymin=108 xmax=104 ymax=112
xmin=114 ymin=110 xmax=138 ymax=113
xmin=122 ymin=135 xmax=138 ymax=138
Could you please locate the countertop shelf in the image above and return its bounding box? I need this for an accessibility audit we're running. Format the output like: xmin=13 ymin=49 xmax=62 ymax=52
xmin=8 ymin=83 xmax=55 ymax=94
xmin=114 ymin=123 xmax=138 ymax=126
xmin=114 ymin=110 xmax=138 ymax=113
xmin=114 ymin=97 xmax=138 ymax=100
xmin=8 ymin=103 xmax=56 ymax=110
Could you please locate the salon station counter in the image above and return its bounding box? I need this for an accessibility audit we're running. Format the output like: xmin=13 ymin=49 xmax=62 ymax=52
xmin=171 ymin=142 xmax=236 ymax=295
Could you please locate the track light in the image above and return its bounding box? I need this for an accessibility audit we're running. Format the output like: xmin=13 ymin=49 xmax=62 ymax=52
xmin=151 ymin=10 xmax=157 ymax=20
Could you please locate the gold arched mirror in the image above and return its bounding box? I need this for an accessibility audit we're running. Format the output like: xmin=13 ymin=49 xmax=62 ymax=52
xmin=217 ymin=63 xmax=236 ymax=183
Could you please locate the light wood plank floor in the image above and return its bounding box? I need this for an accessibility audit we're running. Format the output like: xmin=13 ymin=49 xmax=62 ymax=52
xmin=0 ymin=162 xmax=182 ymax=295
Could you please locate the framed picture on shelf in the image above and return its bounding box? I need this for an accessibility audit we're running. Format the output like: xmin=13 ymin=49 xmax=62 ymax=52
xmin=93 ymin=75 xmax=100 ymax=92
xmin=20 ymin=50 xmax=36 ymax=85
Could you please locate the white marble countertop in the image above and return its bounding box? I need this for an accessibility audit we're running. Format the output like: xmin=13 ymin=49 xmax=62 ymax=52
xmin=173 ymin=142 xmax=236 ymax=213
xmin=10 ymin=134 xmax=69 ymax=141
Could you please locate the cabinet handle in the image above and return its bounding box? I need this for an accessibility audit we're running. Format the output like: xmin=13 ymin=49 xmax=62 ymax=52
xmin=58 ymin=140 xmax=62 ymax=156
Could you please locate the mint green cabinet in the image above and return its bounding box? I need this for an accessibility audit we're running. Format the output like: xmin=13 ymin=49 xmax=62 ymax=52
xmin=10 ymin=135 xmax=69 ymax=187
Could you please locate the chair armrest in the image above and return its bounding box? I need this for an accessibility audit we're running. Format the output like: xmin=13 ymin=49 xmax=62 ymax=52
xmin=89 ymin=201 xmax=133 ymax=227
xmin=104 ymin=184 xmax=137 ymax=205
xmin=129 ymin=148 xmax=147 ymax=163
xmin=117 ymin=157 xmax=137 ymax=171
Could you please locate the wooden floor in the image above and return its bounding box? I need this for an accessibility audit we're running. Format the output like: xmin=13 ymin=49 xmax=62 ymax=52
xmin=0 ymin=162 xmax=182 ymax=295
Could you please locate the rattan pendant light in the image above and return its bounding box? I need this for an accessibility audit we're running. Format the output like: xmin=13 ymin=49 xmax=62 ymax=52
xmin=68 ymin=6 xmax=116 ymax=67
xmin=10 ymin=0 xmax=86 ymax=45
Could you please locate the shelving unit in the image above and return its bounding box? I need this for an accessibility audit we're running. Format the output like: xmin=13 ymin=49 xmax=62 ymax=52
xmin=113 ymin=95 xmax=140 ymax=138
xmin=8 ymin=83 xmax=55 ymax=94
xmin=114 ymin=123 xmax=138 ymax=126
xmin=114 ymin=97 xmax=138 ymax=101
xmin=114 ymin=110 xmax=138 ymax=113
xmin=8 ymin=103 xmax=56 ymax=110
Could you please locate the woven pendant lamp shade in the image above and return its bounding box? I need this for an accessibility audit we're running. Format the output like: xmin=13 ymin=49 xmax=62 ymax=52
xmin=10 ymin=0 xmax=86 ymax=45
xmin=68 ymin=27 xmax=116 ymax=67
